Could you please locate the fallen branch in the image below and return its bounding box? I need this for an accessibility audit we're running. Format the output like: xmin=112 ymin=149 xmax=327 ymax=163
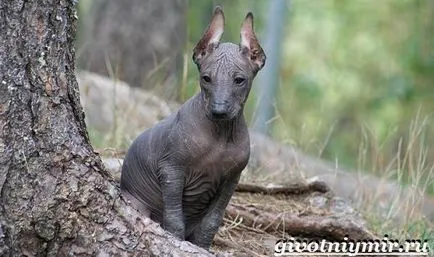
xmin=225 ymin=204 xmax=375 ymax=241
xmin=235 ymin=181 xmax=330 ymax=195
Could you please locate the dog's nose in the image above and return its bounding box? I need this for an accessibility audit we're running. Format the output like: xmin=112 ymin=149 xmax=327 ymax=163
xmin=211 ymin=102 xmax=229 ymax=119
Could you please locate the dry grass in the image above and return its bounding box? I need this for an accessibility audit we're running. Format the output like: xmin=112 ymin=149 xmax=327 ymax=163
xmin=213 ymin=192 xmax=326 ymax=256
xmin=354 ymin=112 xmax=433 ymax=243
xmin=270 ymin=106 xmax=434 ymax=254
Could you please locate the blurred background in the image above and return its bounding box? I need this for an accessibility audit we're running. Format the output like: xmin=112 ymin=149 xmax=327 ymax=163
xmin=76 ymin=0 xmax=434 ymax=195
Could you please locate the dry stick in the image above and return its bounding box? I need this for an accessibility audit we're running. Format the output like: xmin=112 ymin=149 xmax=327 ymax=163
xmin=225 ymin=204 xmax=376 ymax=241
xmin=214 ymin=236 xmax=268 ymax=257
xmin=223 ymin=217 xmax=266 ymax=234
xmin=235 ymin=181 xmax=330 ymax=195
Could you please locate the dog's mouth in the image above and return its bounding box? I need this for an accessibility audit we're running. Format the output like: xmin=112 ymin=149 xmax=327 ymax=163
xmin=207 ymin=109 xmax=237 ymax=121
xmin=211 ymin=112 xmax=229 ymax=120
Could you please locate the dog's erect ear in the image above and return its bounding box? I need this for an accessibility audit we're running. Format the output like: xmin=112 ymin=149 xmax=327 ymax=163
xmin=240 ymin=12 xmax=266 ymax=72
xmin=192 ymin=6 xmax=225 ymax=66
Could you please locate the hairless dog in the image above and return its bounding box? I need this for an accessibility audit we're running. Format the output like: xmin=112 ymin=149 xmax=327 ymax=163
xmin=120 ymin=6 xmax=266 ymax=249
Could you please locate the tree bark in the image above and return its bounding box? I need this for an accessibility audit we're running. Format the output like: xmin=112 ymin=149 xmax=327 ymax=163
xmin=0 ymin=1 xmax=211 ymax=256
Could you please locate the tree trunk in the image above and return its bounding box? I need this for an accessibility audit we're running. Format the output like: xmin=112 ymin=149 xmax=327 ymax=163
xmin=77 ymin=0 xmax=186 ymax=100
xmin=252 ymin=0 xmax=289 ymax=134
xmin=0 ymin=1 xmax=211 ymax=256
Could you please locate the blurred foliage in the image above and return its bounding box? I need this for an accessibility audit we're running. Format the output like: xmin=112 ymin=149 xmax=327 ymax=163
xmin=185 ymin=0 xmax=434 ymax=186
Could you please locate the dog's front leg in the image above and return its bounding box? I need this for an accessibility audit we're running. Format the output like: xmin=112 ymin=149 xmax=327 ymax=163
xmin=188 ymin=172 xmax=241 ymax=249
xmin=160 ymin=165 xmax=186 ymax=240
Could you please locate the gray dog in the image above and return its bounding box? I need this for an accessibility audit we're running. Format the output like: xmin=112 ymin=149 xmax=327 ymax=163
xmin=121 ymin=6 xmax=266 ymax=249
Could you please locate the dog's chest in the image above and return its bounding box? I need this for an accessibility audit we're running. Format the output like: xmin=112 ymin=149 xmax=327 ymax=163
xmin=182 ymin=135 xmax=249 ymax=175
xmin=181 ymin=136 xmax=248 ymax=219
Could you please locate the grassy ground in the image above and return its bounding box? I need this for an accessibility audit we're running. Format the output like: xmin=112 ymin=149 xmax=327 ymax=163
xmin=88 ymin=106 xmax=433 ymax=256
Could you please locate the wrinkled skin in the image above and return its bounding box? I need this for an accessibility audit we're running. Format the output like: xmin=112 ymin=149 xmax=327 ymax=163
xmin=121 ymin=7 xmax=265 ymax=249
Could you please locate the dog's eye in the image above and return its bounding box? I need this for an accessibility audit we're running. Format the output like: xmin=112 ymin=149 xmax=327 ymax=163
xmin=234 ymin=77 xmax=246 ymax=85
xmin=202 ymin=75 xmax=211 ymax=83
